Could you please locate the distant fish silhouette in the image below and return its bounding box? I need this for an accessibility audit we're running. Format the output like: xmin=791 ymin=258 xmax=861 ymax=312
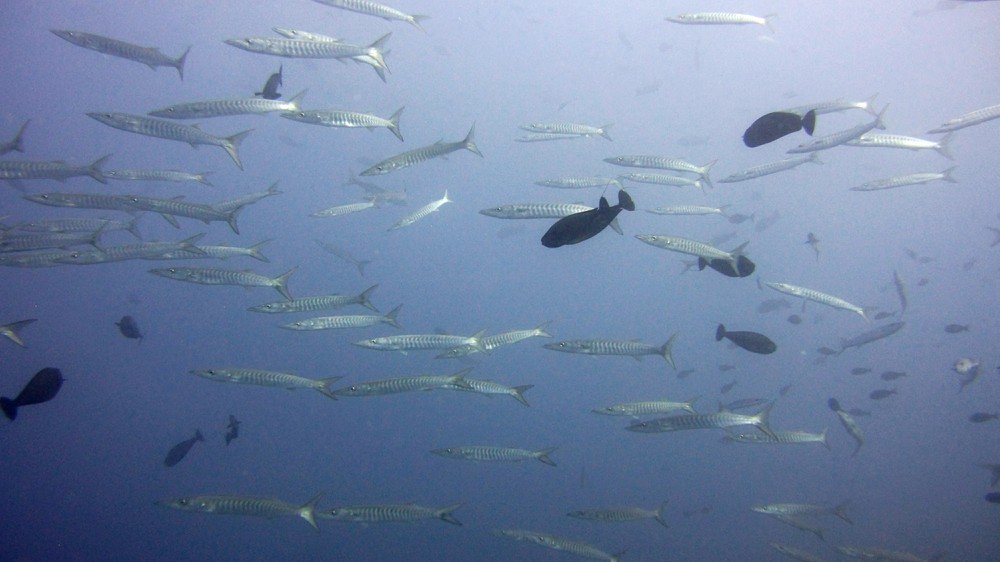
xmin=255 ymin=65 xmax=283 ymax=100
xmin=225 ymin=415 xmax=240 ymax=446
xmin=716 ymin=324 xmax=776 ymax=354
xmin=541 ymin=190 xmax=635 ymax=248
xmin=743 ymin=110 xmax=816 ymax=148
xmin=699 ymin=255 xmax=755 ymax=278
xmin=1 ymin=367 xmax=64 ymax=421
xmin=164 ymin=429 xmax=204 ymax=467
xmin=116 ymin=315 xmax=143 ymax=343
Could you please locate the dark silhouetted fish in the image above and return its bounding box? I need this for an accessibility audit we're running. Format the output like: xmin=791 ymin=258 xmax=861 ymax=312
xmin=970 ymin=412 xmax=998 ymax=423
xmin=944 ymin=324 xmax=969 ymax=334
xmin=838 ymin=322 xmax=905 ymax=353
xmin=677 ymin=369 xmax=695 ymax=379
xmin=787 ymin=314 xmax=802 ymax=325
xmin=699 ymin=255 xmax=755 ymax=277
xmin=116 ymin=315 xmax=143 ymax=342
xmin=817 ymin=347 xmax=838 ymax=356
xmin=880 ymin=371 xmax=906 ymax=381
xmin=716 ymin=324 xmax=776 ymax=354
xmin=1 ymin=367 xmax=64 ymax=421
xmin=164 ymin=429 xmax=204 ymax=467
xmin=720 ymin=380 xmax=737 ymax=394
xmin=869 ymin=388 xmax=897 ymax=400
xmin=743 ymin=110 xmax=816 ymax=148
xmin=827 ymin=398 xmax=842 ymax=412
xmin=718 ymin=364 xmax=735 ymax=372
xmin=850 ymin=367 xmax=871 ymax=375
xmin=225 ymin=415 xmax=240 ymax=445
xmin=873 ymin=312 xmax=894 ymax=320
xmin=727 ymin=212 xmax=754 ymax=224
xmin=541 ymin=189 xmax=634 ymax=248
xmin=805 ymin=232 xmax=820 ymax=259
xmin=256 ymin=65 xmax=283 ymax=100
xmin=757 ymin=298 xmax=791 ymax=314
xmin=985 ymin=492 xmax=1000 ymax=505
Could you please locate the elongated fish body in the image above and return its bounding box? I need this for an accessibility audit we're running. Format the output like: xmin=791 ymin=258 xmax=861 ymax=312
xmin=361 ymin=125 xmax=482 ymax=175
xmin=441 ymin=378 xmax=533 ymax=407
xmin=149 ymin=91 xmax=305 ymax=119
xmin=752 ymin=502 xmax=852 ymax=524
xmin=86 ymin=112 xmax=251 ymax=170
xmin=928 ymin=102 xmax=1000 ymax=133
xmin=319 ymin=503 xmax=461 ymax=525
xmin=604 ymin=155 xmax=716 ymax=187
xmin=893 ymin=270 xmax=908 ymax=314
xmin=593 ymin=397 xmax=699 ymax=417
xmin=618 ymin=172 xmax=703 ymax=191
xmin=783 ymin=95 xmax=880 ymax=117
xmin=833 ymin=408 xmax=865 ymax=456
xmin=117 ymin=194 xmax=241 ymax=232
xmin=850 ymin=167 xmax=957 ymax=191
xmin=479 ymin=203 xmax=598 ymax=219
xmin=647 ymin=205 xmax=727 ymax=216
xmin=666 ymin=12 xmax=776 ymax=32
xmin=158 ymin=241 xmax=272 ymax=263
xmin=718 ymin=153 xmax=820 ymax=183
xmin=282 ymin=107 xmax=404 ymax=141
xmin=272 ymin=28 xmax=342 ymax=42
xmin=836 ymin=546 xmax=935 ymax=562
xmin=311 ymin=200 xmax=377 ymax=218
xmin=515 ymin=133 xmax=584 ymax=142
xmin=770 ymin=514 xmax=826 ymax=541
xmin=55 ymin=235 xmax=205 ymax=265
xmin=846 ymin=132 xmax=953 ymax=159
xmin=544 ymin=333 xmax=677 ymax=368
xmin=225 ymin=34 xmax=391 ymax=78
xmin=0 ymin=319 xmax=37 ymax=347
xmin=787 ymin=107 xmax=887 ymax=154
xmin=770 ymin=543 xmax=826 ymax=562
xmin=190 ymin=368 xmax=339 ymax=398
xmin=0 ymin=155 xmax=110 ymax=184
xmin=156 ymin=494 xmax=322 ymax=531
xmin=0 ymin=120 xmax=30 ymax=155
xmin=0 ymin=252 xmax=72 ymax=268
xmin=520 ymin=122 xmax=613 ymax=141
xmin=213 ymin=182 xmax=282 ymax=214
xmin=628 ymin=404 xmax=774 ymax=437
xmin=765 ymin=282 xmax=868 ymax=321
xmin=496 ymin=529 xmax=622 ymax=562
xmin=483 ymin=322 xmax=552 ymax=349
xmin=535 ymin=176 xmax=623 ymax=189
xmin=104 ymin=168 xmax=213 ymax=185
xmin=149 ymin=266 xmax=295 ymax=300
xmin=388 ymin=190 xmax=450 ymax=231
xmin=334 ymin=369 xmax=472 ymax=396
xmin=50 ymin=30 xmax=189 ymax=79
xmin=635 ymin=234 xmax=745 ymax=267
xmin=567 ymin=502 xmax=669 ymax=528
xmin=0 ymin=231 xmax=101 ymax=253
xmin=249 ymin=285 xmax=378 ymax=313
xmin=164 ymin=430 xmax=204 ymax=467
xmin=313 ymin=0 xmax=429 ymax=31
xmin=280 ymin=305 xmax=401 ymax=331
xmin=839 ymin=322 xmax=905 ymax=352
xmin=432 ymin=446 xmax=557 ymax=466
xmin=353 ymin=331 xmax=489 ymax=354
xmin=724 ymin=429 xmax=829 ymax=449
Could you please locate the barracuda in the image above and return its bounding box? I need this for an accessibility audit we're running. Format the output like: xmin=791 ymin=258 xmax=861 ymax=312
xmin=103 ymin=168 xmax=213 ymax=185
xmin=567 ymin=501 xmax=669 ymax=529
xmin=51 ymin=30 xmax=189 ymax=79
xmin=318 ymin=503 xmax=461 ymax=525
xmin=282 ymin=107 xmax=404 ymax=141
xmin=593 ymin=396 xmax=699 ymax=417
xmin=156 ymin=494 xmax=322 ymax=530
xmin=148 ymin=266 xmax=296 ymax=300
xmin=189 ymin=368 xmax=340 ymax=399
xmin=312 ymin=0 xmax=429 ymax=32
xmin=432 ymin=445 xmax=557 ymax=466
xmin=248 ymin=285 xmax=379 ymax=314
xmin=627 ymin=403 xmax=775 ymax=438
xmin=361 ymin=124 xmax=482 ymax=175
xmin=718 ymin=153 xmax=820 ymax=183
xmin=353 ymin=329 xmax=487 ymax=354
xmin=0 ymin=154 xmax=110 ymax=184
xmin=149 ymin=90 xmax=305 ymax=119
xmin=787 ymin=106 xmax=887 ymax=154
xmin=765 ymin=282 xmax=870 ymax=321
xmin=333 ymin=368 xmax=473 ymax=397
xmin=280 ymin=305 xmax=402 ymax=331
xmin=496 ymin=529 xmax=624 ymax=562
xmin=388 ymin=191 xmax=451 ymax=231
xmin=603 ymin=155 xmax=716 ymax=188
xmin=544 ymin=334 xmax=677 ymax=368
xmin=850 ymin=167 xmax=958 ymax=191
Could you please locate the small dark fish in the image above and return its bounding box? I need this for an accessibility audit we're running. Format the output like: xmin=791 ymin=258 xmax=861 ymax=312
xmin=787 ymin=314 xmax=802 ymax=325
xmin=1 ymin=367 xmax=64 ymax=421
xmin=873 ymin=311 xmax=895 ymax=320
xmin=225 ymin=415 xmax=241 ymax=445
xmin=718 ymin=364 xmax=736 ymax=372
xmin=541 ymin=190 xmax=635 ymax=248
xmin=917 ymin=278 xmax=929 ymax=287
xmin=727 ymin=213 xmax=754 ymax=224
xmin=779 ymin=384 xmax=793 ymax=396
xmin=116 ymin=315 xmax=143 ymax=342
xmin=805 ymin=232 xmax=820 ymax=259
xmin=635 ymin=81 xmax=662 ymax=96
xmin=986 ymin=493 xmax=1000 ymax=505
xmin=850 ymin=367 xmax=872 ymax=375
xmin=757 ymin=298 xmax=791 ymax=314
xmin=817 ymin=347 xmax=838 ymax=356
xmin=164 ymin=429 xmax=204 ymax=467
xmin=880 ymin=371 xmax=906 ymax=381
xmin=869 ymin=389 xmax=897 ymax=400
xmin=724 ymin=397 xmax=769 ymax=411
xmin=710 ymin=231 xmax=737 ymax=246
xmin=969 ymin=412 xmax=999 ymax=423
xmin=720 ymin=380 xmax=737 ymax=394
xmin=699 ymin=255 xmax=755 ymax=278
xmin=676 ymin=369 xmax=695 ymax=379
xmin=847 ymin=408 xmax=871 ymax=417
xmin=716 ymin=324 xmax=776 ymax=355
xmin=742 ymin=110 xmax=816 ymax=148
xmin=962 ymin=259 xmax=976 ymax=271
xmin=828 ymin=398 xmax=842 ymax=412
xmin=753 ymin=210 xmax=780 ymax=233
xmin=255 ymin=65 xmax=283 ymax=100
xmin=944 ymin=324 xmax=969 ymax=334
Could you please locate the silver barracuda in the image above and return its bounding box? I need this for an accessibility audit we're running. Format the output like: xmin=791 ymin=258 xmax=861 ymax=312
xmin=353 ymin=330 xmax=488 ymax=354
xmin=850 ymin=167 xmax=957 ymax=192
xmin=104 ymin=168 xmax=213 ymax=185
xmin=314 ymin=240 xmax=374 ymax=275
xmin=0 ymin=319 xmax=37 ymax=347
xmin=627 ymin=403 xmax=775 ymax=437
xmin=249 ymin=285 xmax=379 ymax=313
xmin=156 ymin=494 xmax=322 ymax=530
xmin=23 ymin=192 xmax=135 ymax=212
xmin=479 ymin=202 xmax=602 ymax=219
xmin=495 ymin=529 xmax=623 ymax=562
xmin=838 ymin=322 xmax=905 ymax=353
xmin=441 ymin=378 xmax=534 ymax=407
xmin=567 ymin=501 xmax=669 ymax=529
xmin=768 ymin=514 xmax=826 ymax=541
xmin=520 ymin=122 xmax=613 ymax=141
xmin=834 ymin=409 xmax=865 ymax=456
xmin=765 ymin=282 xmax=869 ymax=321
xmin=280 ymin=305 xmax=402 ymax=331
xmin=310 ymin=199 xmax=378 ymax=218
xmin=646 ymin=205 xmax=727 ymax=216
xmin=723 ymin=429 xmax=829 ymax=449
xmin=752 ymin=501 xmax=852 ymax=524
xmin=718 ymin=153 xmax=820 ymax=183
xmin=319 ymin=503 xmax=461 ymax=525
xmin=333 ymin=368 xmax=473 ymax=397
xmin=666 ymin=12 xmax=776 ymax=32
xmin=603 ymin=155 xmax=716 ymax=188
xmin=272 ymin=28 xmax=342 ymax=42
xmin=928 ymin=102 xmax=1000 ymax=133
xmin=593 ymin=396 xmax=699 ymax=417
xmin=86 ymin=112 xmax=251 ymax=170
xmin=0 ymin=154 xmax=110 ymax=184
xmin=836 ymin=546 xmax=938 ymax=562
xmin=544 ymin=333 xmax=678 ymax=369
xmin=189 ymin=368 xmax=340 ymax=399
xmin=312 ymin=0 xmax=429 ymax=32
xmin=114 ymin=194 xmax=242 ymax=233
xmin=213 ymin=182 xmax=281 ymax=213
xmin=281 ymin=107 xmax=404 ymax=141
xmin=618 ymin=172 xmax=703 ymax=191
xmin=54 ymin=235 xmax=207 ymax=265
xmin=515 ymin=133 xmax=584 ymax=142
xmin=432 ymin=445 xmax=557 ymax=466
xmin=769 ymin=543 xmax=826 ymax=562
xmin=0 ymin=252 xmax=73 ymax=268
xmin=387 ymin=191 xmax=450 ymax=231
xmin=535 ymin=176 xmax=623 ymax=189
xmin=224 ymin=34 xmax=390 ymax=80
xmin=787 ymin=107 xmax=887 ymax=154
xmin=149 ymin=90 xmax=306 ymax=119
xmin=148 ymin=266 xmax=295 ymax=300
xmin=361 ymin=124 xmax=482 ymax=175
xmin=846 ymin=132 xmax=952 ymax=159
xmin=13 ymin=217 xmax=141 ymax=240
xmin=782 ymin=95 xmax=880 ymax=117
xmin=0 ymin=120 xmax=30 ymax=155
xmin=484 ymin=322 xmax=552 ymax=350
xmin=636 ymin=234 xmax=748 ymax=267
xmin=0 ymin=230 xmax=102 ymax=253
xmin=156 ymin=240 xmax=272 ymax=263
xmin=51 ymin=30 xmax=189 ymax=79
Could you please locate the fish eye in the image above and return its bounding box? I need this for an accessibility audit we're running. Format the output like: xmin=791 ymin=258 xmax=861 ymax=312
xmin=168 ymin=268 xmax=176 ymax=273
xmin=368 ymin=339 xmax=377 ymax=344
xmin=297 ymin=112 xmax=305 ymax=117
xmin=328 ymin=509 xmax=338 ymax=516
xmin=177 ymin=499 xmax=188 ymax=506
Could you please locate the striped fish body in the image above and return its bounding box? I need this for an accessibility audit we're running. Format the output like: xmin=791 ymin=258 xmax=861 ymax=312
xmin=724 ymin=429 xmax=828 ymax=449
xmin=0 ymin=231 xmax=100 ymax=253
xmin=847 ymin=132 xmax=947 ymax=152
xmin=647 ymin=205 xmax=726 ymax=216
xmin=281 ymin=108 xmax=403 ymax=141
xmin=497 ymin=529 xmax=621 ymax=561
xmin=272 ymin=28 xmax=342 ymax=42
xmin=594 ymin=398 xmax=698 ymax=416
xmin=0 ymin=156 xmax=109 ymax=183
xmin=24 ymin=192 xmax=133 ymax=211
xmin=851 ymin=167 xmax=957 ymax=191
xmin=545 ymin=339 xmax=656 ymax=357
xmin=280 ymin=307 xmax=400 ymax=331
xmin=928 ymin=103 xmax=1000 ymax=133
xmin=104 ymin=169 xmax=212 ymax=185
xmin=718 ymin=153 xmax=819 ymax=183
xmin=311 ymin=200 xmax=377 ymax=218
xmin=840 ymin=322 xmax=905 ymax=352
xmin=635 ymin=234 xmax=737 ymax=263
xmin=568 ymin=503 xmax=668 ymax=528
xmin=161 ymin=242 xmax=270 ymax=262
xmin=313 ymin=0 xmax=428 ymax=31
xmin=628 ymin=405 xmax=773 ymax=436
xmin=787 ymin=109 xmax=886 ymax=154
xmin=520 ymin=123 xmax=612 ymax=140
xmin=148 ymin=266 xmax=295 ymax=300
xmin=122 ymin=195 xmax=233 ymax=223
xmin=190 ymin=368 xmax=339 ymax=397
xmin=483 ymin=323 xmax=552 ymax=349
xmin=334 ymin=370 xmax=471 ymax=396
xmin=442 ymin=378 xmax=533 ymax=406
xmin=56 ymin=236 xmax=204 ymax=265
xmin=213 ymin=182 xmax=282 ymax=213
xmin=783 ymin=96 xmax=879 ymax=117
xmin=149 ymin=93 xmax=304 ymax=119
xmin=249 ymin=286 xmax=378 ymax=313
xmin=770 ymin=543 xmax=826 ymax=562
xmin=388 ymin=191 xmax=450 ymax=230
xmin=535 ymin=176 xmax=622 ymax=189
xmin=15 ymin=218 xmax=135 ymax=235
xmin=319 ymin=503 xmax=461 ymax=525
xmin=515 ymin=133 xmax=583 ymax=142
xmin=156 ymin=495 xmax=320 ymax=530
xmin=753 ymin=502 xmax=851 ymax=524
xmin=666 ymin=12 xmax=774 ymax=29
xmin=835 ymin=410 xmax=865 ymax=456
xmin=0 ymin=252 xmax=72 ymax=268
xmin=225 ymin=36 xmax=377 ymax=60
xmin=619 ymin=172 xmax=702 ymax=189
xmin=479 ymin=203 xmax=595 ymax=219
xmin=353 ymin=331 xmax=485 ymax=353
xmin=603 ymin=155 xmax=715 ymax=187
xmin=432 ymin=446 xmax=556 ymax=466
xmin=51 ymin=30 xmax=188 ymax=79
xmin=361 ymin=125 xmax=481 ymax=176
xmin=765 ymin=282 xmax=867 ymax=320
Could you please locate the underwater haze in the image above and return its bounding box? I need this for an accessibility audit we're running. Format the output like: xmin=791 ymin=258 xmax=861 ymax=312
xmin=2 ymin=1 xmax=999 ymax=560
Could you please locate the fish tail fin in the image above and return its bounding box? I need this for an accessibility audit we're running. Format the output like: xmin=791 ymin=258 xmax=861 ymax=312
xmin=807 ymin=152 xmax=823 ymax=165
xmin=273 ymin=267 xmax=297 ymax=301
xmin=174 ymin=46 xmax=192 ymax=80
xmin=610 ymin=550 xmax=628 ymax=562
xmin=126 ymin=215 xmax=143 ymax=240
xmin=195 ymin=429 xmax=205 ymax=442
xmin=366 ymin=33 xmax=391 ymax=69
xmin=862 ymin=93 xmax=880 ymax=117
xmin=660 ymin=332 xmax=677 ymax=369
xmin=536 ymin=447 xmax=558 ymax=467
xmin=316 ymin=377 xmax=342 ymax=400
xmin=715 ymin=324 xmax=726 ymax=341
xmin=449 ymin=367 xmax=474 ymax=389
xmin=654 ymin=500 xmax=670 ymax=528
xmin=936 ymin=132 xmax=954 ymax=160
xmin=763 ymin=13 xmax=778 ymax=34
xmin=873 ymin=104 xmax=889 ymax=130
xmin=387 ymin=106 xmax=405 ymax=141
xmin=820 ymin=428 xmax=831 ymax=450
xmin=1 ymin=397 xmax=17 ymax=420
xmin=598 ymin=123 xmax=614 ymax=141
xmin=358 ymin=284 xmax=379 ymax=312
xmin=860 ymin=307 xmax=877 ymax=323
xmin=383 ymin=304 xmax=403 ymax=329
xmin=802 ymin=109 xmax=816 ymax=136
xmin=225 ymin=206 xmax=243 ymax=235
xmin=462 ymin=123 xmax=483 ymax=157
xmin=436 ymin=503 xmax=463 ymax=525
xmin=834 ymin=500 xmax=852 ymax=524
xmin=222 ymin=129 xmax=253 ymax=170
xmin=469 ymin=328 xmax=489 ymax=353
xmin=89 ymin=154 xmax=112 ymax=184
xmin=247 ymin=239 xmax=272 ymax=262
xmin=410 ymin=15 xmax=430 ymax=33
xmin=683 ymin=395 xmax=701 ymax=414
xmin=618 ymin=189 xmax=635 ymax=211
xmin=2 ymin=319 xmax=38 ymax=348
xmin=178 ymin=233 xmax=207 ymax=255
xmin=11 ymin=119 xmax=29 ymax=152
xmin=287 ymin=89 xmax=308 ymax=112
xmin=941 ymin=165 xmax=958 ymax=183
xmin=510 ymin=385 xmax=534 ymax=407
xmin=754 ymin=403 xmax=776 ymax=439
xmin=300 ymin=493 xmax=323 ymax=531
xmin=699 ymin=160 xmax=717 ymax=188
xmin=533 ymin=321 xmax=553 ymax=338
xmin=356 ymin=259 xmax=372 ymax=277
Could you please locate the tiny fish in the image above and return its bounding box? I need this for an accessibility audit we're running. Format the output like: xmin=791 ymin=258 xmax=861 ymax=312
xmin=116 ymin=315 xmax=143 ymax=342
xmin=164 ymin=429 xmax=204 ymax=467
xmin=677 ymin=369 xmax=694 ymax=379
xmin=969 ymin=412 xmax=998 ymax=423
xmin=727 ymin=212 xmax=754 ymax=224
xmin=1 ymin=367 xmax=64 ymax=420
xmin=787 ymin=314 xmax=802 ymax=325
xmin=944 ymin=324 xmax=969 ymax=334
xmin=869 ymin=388 xmax=897 ymax=400
xmin=779 ymin=384 xmax=793 ymax=396
xmin=720 ymin=380 xmax=737 ymax=394
xmin=718 ymin=364 xmax=735 ymax=372
xmin=880 ymin=371 xmax=906 ymax=381
xmin=716 ymin=324 xmax=776 ymax=354
xmin=828 ymin=398 xmax=842 ymax=412
xmin=225 ymin=415 xmax=240 ymax=445
xmin=850 ymin=367 xmax=871 ymax=375
xmin=873 ymin=311 xmax=895 ymax=320
xmin=816 ymin=347 xmax=838 ymax=356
